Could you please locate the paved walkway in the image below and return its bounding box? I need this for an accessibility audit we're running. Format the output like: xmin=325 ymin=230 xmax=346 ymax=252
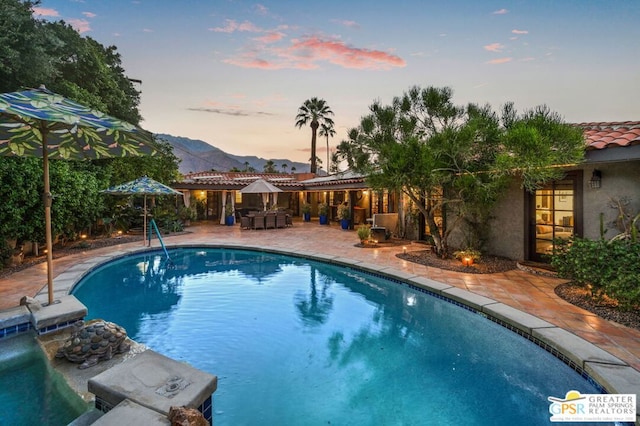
xmin=1 ymin=221 xmax=639 ymax=375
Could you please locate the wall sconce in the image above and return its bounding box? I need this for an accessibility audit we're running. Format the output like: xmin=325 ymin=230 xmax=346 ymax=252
xmin=588 ymin=170 xmax=602 ymax=189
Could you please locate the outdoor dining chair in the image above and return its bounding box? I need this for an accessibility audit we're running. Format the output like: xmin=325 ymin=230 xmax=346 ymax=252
xmin=240 ymin=216 xmax=252 ymax=230
xmin=253 ymin=213 xmax=266 ymax=230
xmin=265 ymin=213 xmax=277 ymax=229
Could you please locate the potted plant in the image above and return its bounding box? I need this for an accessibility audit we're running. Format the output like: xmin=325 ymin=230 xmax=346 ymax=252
xmin=318 ymin=202 xmax=329 ymax=225
xmin=357 ymin=225 xmax=370 ymax=244
xmin=224 ymin=203 xmax=235 ymax=226
xmin=301 ymin=202 xmax=311 ymax=222
xmin=178 ymin=206 xmax=197 ymax=227
xmin=453 ymin=248 xmax=481 ymax=266
xmin=337 ymin=204 xmax=351 ymax=230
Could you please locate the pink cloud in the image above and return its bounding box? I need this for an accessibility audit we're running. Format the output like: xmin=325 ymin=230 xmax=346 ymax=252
xmin=222 ymin=36 xmax=405 ymax=70
xmin=512 ymin=29 xmax=528 ymax=34
xmin=223 ymin=56 xmax=283 ymax=70
xmin=31 ymin=7 xmax=59 ymax=17
xmin=68 ymin=18 xmax=91 ymax=33
xmin=486 ymin=57 xmax=512 ymax=64
xmin=211 ymin=19 xmax=261 ymax=33
xmin=254 ymin=31 xmax=286 ymax=44
xmin=492 ymin=8 xmax=508 ymax=15
xmin=484 ymin=43 xmax=504 ymax=52
xmin=82 ymin=12 xmax=97 ymax=18
xmin=287 ymin=36 xmax=406 ymax=70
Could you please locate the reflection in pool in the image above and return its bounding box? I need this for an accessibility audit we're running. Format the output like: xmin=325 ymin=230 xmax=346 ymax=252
xmin=72 ymin=248 xmax=605 ymax=425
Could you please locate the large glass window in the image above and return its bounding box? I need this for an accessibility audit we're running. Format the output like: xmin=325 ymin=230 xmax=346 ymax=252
xmin=534 ymin=179 xmax=574 ymax=258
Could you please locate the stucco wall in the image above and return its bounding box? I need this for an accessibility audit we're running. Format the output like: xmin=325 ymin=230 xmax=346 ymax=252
xmin=484 ymin=180 xmax=526 ymax=260
xmin=582 ymin=162 xmax=640 ymax=240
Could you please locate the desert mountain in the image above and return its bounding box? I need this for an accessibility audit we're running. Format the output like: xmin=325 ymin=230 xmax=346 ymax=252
xmin=157 ymin=134 xmax=311 ymax=175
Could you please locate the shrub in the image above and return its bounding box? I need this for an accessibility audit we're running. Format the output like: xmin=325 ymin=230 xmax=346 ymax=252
xmin=301 ymin=202 xmax=311 ymax=214
xmin=179 ymin=206 xmax=197 ymax=222
xmin=357 ymin=225 xmax=370 ymax=242
xmin=0 ymin=238 xmax=12 ymax=269
xmin=225 ymin=203 xmax=234 ymax=217
xmin=318 ymin=203 xmax=329 ymax=216
xmin=453 ymin=248 xmax=481 ymax=262
xmin=551 ymin=237 xmax=640 ymax=310
xmin=337 ymin=204 xmax=350 ymax=220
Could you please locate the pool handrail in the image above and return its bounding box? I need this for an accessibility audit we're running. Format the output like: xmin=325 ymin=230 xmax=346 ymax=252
xmin=148 ymin=219 xmax=172 ymax=264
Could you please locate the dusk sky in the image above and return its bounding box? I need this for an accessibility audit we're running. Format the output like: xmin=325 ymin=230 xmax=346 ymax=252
xmin=34 ymin=1 xmax=640 ymax=166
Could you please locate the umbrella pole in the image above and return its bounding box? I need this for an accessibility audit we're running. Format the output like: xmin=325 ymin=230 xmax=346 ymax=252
xmin=144 ymin=195 xmax=148 ymax=246
xmin=42 ymin=143 xmax=54 ymax=305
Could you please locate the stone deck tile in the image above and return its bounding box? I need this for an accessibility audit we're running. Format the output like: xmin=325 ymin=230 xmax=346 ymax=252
xmin=1 ymin=221 xmax=638 ymax=375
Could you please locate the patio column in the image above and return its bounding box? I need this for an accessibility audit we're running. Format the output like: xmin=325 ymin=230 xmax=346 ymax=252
xmin=220 ymin=190 xmax=227 ymax=225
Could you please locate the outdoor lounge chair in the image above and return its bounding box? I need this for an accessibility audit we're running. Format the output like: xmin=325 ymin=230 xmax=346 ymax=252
xmin=276 ymin=213 xmax=287 ymax=228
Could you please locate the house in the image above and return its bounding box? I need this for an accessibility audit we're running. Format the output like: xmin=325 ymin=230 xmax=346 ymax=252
xmin=484 ymin=121 xmax=640 ymax=263
xmin=173 ymin=122 xmax=639 ymax=263
xmin=173 ymin=171 xmax=392 ymax=227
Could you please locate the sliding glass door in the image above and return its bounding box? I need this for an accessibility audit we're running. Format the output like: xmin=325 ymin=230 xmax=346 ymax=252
xmin=529 ymin=174 xmax=580 ymax=262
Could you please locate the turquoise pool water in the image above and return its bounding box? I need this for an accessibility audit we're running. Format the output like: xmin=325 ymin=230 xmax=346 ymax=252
xmin=72 ymin=248 xmax=607 ymax=425
xmin=0 ymin=333 xmax=89 ymax=426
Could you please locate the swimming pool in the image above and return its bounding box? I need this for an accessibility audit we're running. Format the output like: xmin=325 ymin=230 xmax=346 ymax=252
xmin=0 ymin=333 xmax=89 ymax=426
xmin=72 ymin=248 xmax=606 ymax=425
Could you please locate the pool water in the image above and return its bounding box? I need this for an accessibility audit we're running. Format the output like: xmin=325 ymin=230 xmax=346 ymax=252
xmin=0 ymin=333 xmax=89 ymax=426
xmin=72 ymin=248 xmax=606 ymax=425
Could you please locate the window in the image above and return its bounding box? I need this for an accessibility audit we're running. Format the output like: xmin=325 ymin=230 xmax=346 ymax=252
xmin=532 ymin=178 xmax=575 ymax=260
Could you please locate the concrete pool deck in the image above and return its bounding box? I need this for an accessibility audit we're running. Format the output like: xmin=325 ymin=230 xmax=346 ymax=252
xmin=1 ymin=221 xmax=639 ymax=407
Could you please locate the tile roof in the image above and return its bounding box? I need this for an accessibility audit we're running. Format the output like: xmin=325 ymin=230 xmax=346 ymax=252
xmin=576 ymin=121 xmax=640 ymax=150
xmin=180 ymin=172 xmax=305 ymax=189
xmin=178 ymin=171 xmax=367 ymax=191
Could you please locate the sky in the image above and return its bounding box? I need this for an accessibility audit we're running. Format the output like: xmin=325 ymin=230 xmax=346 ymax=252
xmin=33 ymin=0 xmax=640 ymax=166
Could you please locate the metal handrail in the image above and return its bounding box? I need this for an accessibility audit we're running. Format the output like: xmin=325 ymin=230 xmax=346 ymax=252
xmin=148 ymin=218 xmax=172 ymax=264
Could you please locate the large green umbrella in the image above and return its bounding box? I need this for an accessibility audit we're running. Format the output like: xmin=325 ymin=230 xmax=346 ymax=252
xmin=101 ymin=176 xmax=181 ymax=245
xmin=0 ymin=86 xmax=161 ymax=305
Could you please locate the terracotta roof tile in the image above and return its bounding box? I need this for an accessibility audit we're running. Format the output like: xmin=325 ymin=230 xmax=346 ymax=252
xmin=575 ymin=121 xmax=640 ymax=150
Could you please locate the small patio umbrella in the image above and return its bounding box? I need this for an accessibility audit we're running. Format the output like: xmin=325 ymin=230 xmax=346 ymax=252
xmin=240 ymin=178 xmax=282 ymax=211
xmin=101 ymin=176 xmax=181 ymax=245
xmin=0 ymin=86 xmax=160 ymax=305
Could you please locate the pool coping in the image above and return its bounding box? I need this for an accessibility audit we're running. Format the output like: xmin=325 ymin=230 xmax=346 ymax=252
xmin=8 ymin=241 xmax=640 ymax=423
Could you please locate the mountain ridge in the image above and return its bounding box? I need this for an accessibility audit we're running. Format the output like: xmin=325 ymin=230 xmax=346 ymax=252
xmin=157 ymin=133 xmax=311 ymax=175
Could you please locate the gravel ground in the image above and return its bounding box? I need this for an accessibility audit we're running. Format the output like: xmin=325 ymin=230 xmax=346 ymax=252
xmin=554 ymin=283 xmax=640 ymax=331
xmin=397 ymin=248 xmax=640 ymax=331
xmin=396 ymin=249 xmax=518 ymax=274
xmin=0 ymin=234 xmax=145 ymax=279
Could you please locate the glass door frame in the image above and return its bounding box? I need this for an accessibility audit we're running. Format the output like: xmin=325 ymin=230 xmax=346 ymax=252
xmin=525 ymin=171 xmax=583 ymax=263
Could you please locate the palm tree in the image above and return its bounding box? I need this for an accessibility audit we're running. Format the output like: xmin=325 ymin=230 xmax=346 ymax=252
xmin=319 ymin=122 xmax=336 ymax=174
xmin=263 ymin=160 xmax=277 ymax=173
xmin=295 ymin=97 xmax=334 ymax=174
xmin=281 ymin=163 xmax=288 ymax=174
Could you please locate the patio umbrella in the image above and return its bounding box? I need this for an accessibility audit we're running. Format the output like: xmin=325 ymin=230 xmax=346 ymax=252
xmin=101 ymin=176 xmax=181 ymax=245
xmin=240 ymin=178 xmax=282 ymax=211
xmin=0 ymin=86 xmax=160 ymax=305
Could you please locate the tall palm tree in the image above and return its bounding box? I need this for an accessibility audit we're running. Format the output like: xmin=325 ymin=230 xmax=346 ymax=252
xmin=319 ymin=122 xmax=336 ymax=174
xmin=295 ymin=97 xmax=334 ymax=174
